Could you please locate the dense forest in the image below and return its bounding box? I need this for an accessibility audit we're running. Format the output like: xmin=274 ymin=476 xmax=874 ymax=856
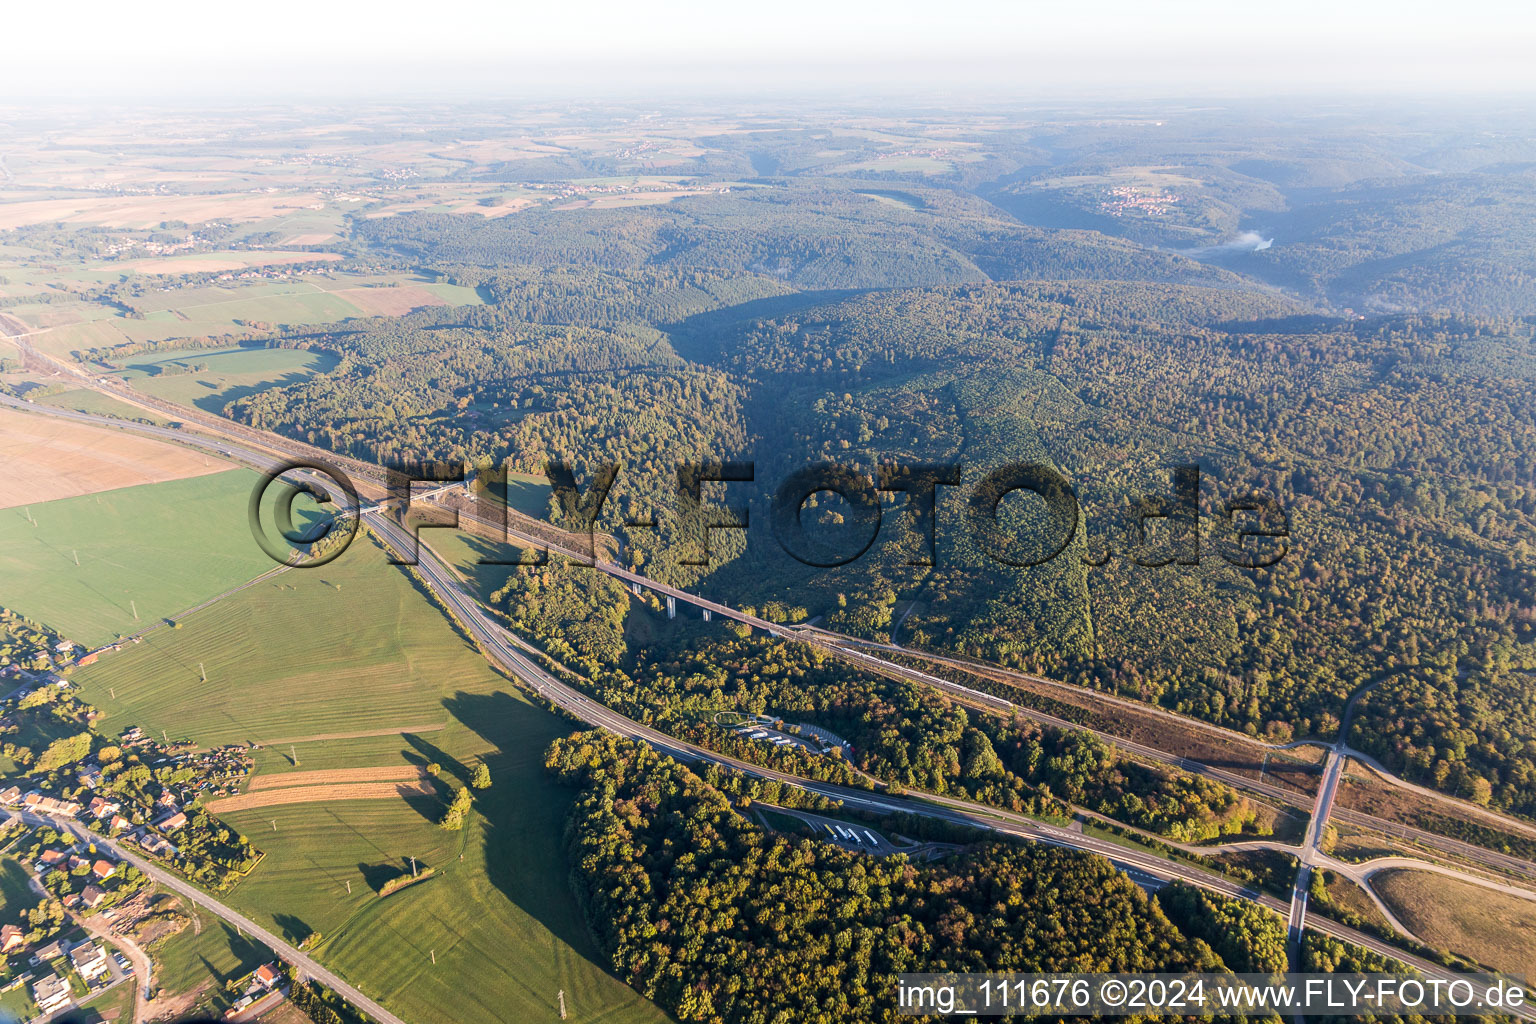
xmin=546 ymin=731 xmax=1285 ymax=1024
xmin=219 ymin=260 xmax=1536 ymax=816
xmin=8 ymin=98 xmax=1536 ymax=1024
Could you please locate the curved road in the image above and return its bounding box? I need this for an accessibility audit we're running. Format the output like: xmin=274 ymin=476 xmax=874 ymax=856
xmin=6 ymin=390 xmax=1535 ymax=1020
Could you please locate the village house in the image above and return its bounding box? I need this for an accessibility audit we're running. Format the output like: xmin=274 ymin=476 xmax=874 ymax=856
xmin=32 ymin=973 xmax=71 ymax=1012
xmin=139 ymin=833 xmax=173 ymax=856
xmin=254 ymin=963 xmax=280 ymax=988
xmin=80 ymin=885 xmax=107 ymax=909
xmin=0 ymin=923 xmax=24 ymax=953
xmin=154 ymin=811 xmax=187 ymax=832
xmin=0 ymin=785 xmax=20 ymax=805
xmin=92 ymin=859 xmax=116 ymax=880
xmin=33 ymin=938 xmax=68 ymax=963
xmin=109 ymin=814 xmax=131 ymax=832
xmin=37 ymin=849 xmax=66 ymax=870
xmin=22 ymin=793 xmax=82 ymax=816
xmin=89 ymin=796 xmax=121 ymax=819
xmin=70 ymin=941 xmax=109 ymax=980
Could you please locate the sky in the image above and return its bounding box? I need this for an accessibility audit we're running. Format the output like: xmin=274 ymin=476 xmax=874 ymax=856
xmin=8 ymin=0 xmax=1535 ymax=101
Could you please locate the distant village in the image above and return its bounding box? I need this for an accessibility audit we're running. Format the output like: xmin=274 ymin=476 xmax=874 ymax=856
xmin=1097 ymin=184 xmax=1183 ymax=217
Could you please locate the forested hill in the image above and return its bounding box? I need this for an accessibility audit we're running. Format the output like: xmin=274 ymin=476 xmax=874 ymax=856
xmin=220 ymin=274 xmax=1536 ymax=816
xmin=1247 ymin=172 xmax=1536 ymax=316
xmin=545 ymin=731 xmax=1287 ymax=1024
xmin=685 ymin=286 xmax=1536 ymax=815
xmin=351 ymin=181 xmax=1243 ymax=291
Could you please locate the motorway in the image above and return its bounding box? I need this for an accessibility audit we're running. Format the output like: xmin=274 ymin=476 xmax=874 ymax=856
xmin=361 ymin=512 xmax=1536 ymax=1022
xmin=428 ymin=491 xmax=1536 ymax=881
xmin=817 ymin=635 xmax=1536 ymax=881
xmin=6 ymin=388 xmax=1536 ymax=1018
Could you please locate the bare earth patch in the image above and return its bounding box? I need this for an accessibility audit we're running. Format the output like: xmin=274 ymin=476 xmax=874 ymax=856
xmin=207 ymin=779 xmax=437 ymax=811
xmin=328 ymin=285 xmax=448 ymax=316
xmin=0 ymin=405 xmax=228 ymax=508
xmin=0 ymin=193 xmax=330 ymax=230
xmin=1374 ymin=868 xmax=1536 ymax=979
xmin=247 ymin=765 xmax=427 ymax=790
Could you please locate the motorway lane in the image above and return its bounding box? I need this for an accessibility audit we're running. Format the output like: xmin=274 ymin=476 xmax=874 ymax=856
xmin=6 ymin=388 xmax=1531 ymax=889
xmin=0 ymin=392 xmax=294 ymax=476
xmin=9 ymin=387 xmax=1536 ymax=889
xmin=367 ymin=514 xmax=1278 ymax=893
xmin=826 ymin=637 xmax=1536 ymax=881
xmin=436 ymin=495 xmax=1536 ymax=881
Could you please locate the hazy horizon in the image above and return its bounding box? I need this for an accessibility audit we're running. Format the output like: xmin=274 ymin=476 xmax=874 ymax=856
xmin=10 ymin=0 xmax=1534 ymax=102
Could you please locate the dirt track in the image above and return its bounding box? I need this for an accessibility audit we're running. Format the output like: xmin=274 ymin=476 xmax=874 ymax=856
xmin=207 ymin=779 xmax=436 ymax=811
xmin=247 ymin=766 xmax=426 ymax=790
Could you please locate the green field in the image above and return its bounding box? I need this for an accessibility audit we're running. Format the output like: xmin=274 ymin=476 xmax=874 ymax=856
xmin=72 ymin=537 xmax=464 ymax=744
xmin=152 ymin=916 xmax=271 ymax=1013
xmin=419 ymin=281 xmax=485 ymax=305
xmin=17 ymin=270 xmax=486 ymax=359
xmin=0 ymin=855 xmax=41 ymax=923
xmin=418 ymin=530 xmax=536 ymax=606
xmin=0 ymin=855 xmax=42 ymax=1023
xmin=0 ymin=984 xmax=37 ymax=1023
xmin=115 ymin=346 xmax=339 ymax=414
xmin=71 ymin=534 xmax=671 ymax=1024
xmin=32 ymin=388 xmax=171 ymax=424
xmin=0 ymin=470 xmax=275 ymax=648
xmin=500 ymin=471 xmax=551 ymax=519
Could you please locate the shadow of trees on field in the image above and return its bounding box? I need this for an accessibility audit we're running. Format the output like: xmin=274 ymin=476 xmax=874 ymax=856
xmin=402 ymin=732 xmax=466 ymax=787
xmin=357 ymin=858 xmax=416 ymax=894
xmin=271 ymin=913 xmax=313 ymax=946
xmin=188 ymin=362 xmax=338 ymax=415
xmin=441 ymin=689 xmax=598 ymax=961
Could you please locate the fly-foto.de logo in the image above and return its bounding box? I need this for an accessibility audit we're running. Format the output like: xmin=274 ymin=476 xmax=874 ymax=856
xmin=248 ymin=458 xmax=1289 ymax=571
